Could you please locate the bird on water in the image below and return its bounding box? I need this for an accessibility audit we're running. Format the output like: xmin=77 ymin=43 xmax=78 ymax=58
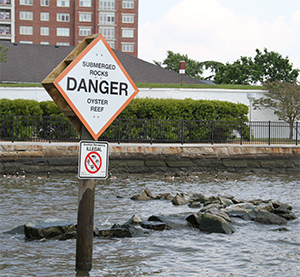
xmin=38 ymin=172 xmax=50 ymax=180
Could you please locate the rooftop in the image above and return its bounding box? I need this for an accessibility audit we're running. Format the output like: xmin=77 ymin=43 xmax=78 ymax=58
xmin=0 ymin=42 xmax=208 ymax=85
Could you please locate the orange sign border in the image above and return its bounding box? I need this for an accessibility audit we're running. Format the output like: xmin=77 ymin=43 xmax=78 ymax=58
xmin=53 ymin=34 xmax=139 ymax=140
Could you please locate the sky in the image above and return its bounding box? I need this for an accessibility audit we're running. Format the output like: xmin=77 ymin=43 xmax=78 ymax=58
xmin=138 ymin=0 xmax=300 ymax=75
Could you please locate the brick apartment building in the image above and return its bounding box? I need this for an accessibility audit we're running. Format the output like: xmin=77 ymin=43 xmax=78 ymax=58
xmin=0 ymin=0 xmax=138 ymax=57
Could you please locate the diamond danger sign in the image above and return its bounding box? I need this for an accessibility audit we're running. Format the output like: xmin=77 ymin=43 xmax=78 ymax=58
xmin=53 ymin=34 xmax=139 ymax=140
xmin=78 ymin=141 xmax=108 ymax=179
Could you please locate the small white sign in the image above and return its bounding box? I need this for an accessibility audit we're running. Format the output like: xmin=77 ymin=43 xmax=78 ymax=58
xmin=78 ymin=140 xmax=109 ymax=179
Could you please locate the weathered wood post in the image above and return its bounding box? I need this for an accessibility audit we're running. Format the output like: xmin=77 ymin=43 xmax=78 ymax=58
xmin=42 ymin=34 xmax=139 ymax=274
xmin=76 ymin=126 xmax=95 ymax=271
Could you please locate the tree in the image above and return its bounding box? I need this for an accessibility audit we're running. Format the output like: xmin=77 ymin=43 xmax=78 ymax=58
xmin=214 ymin=56 xmax=253 ymax=85
xmin=214 ymin=48 xmax=299 ymax=85
xmin=253 ymin=80 xmax=300 ymax=139
xmin=252 ymin=48 xmax=299 ymax=84
xmin=0 ymin=45 xmax=9 ymax=63
xmin=154 ymin=50 xmax=204 ymax=80
xmin=199 ymin=60 xmax=224 ymax=81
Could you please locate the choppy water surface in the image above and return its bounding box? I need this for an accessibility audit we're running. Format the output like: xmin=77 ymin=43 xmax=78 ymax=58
xmin=1 ymin=172 xmax=299 ymax=277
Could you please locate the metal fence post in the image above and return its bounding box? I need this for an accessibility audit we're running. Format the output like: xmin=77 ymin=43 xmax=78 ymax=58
xmin=240 ymin=120 xmax=243 ymax=145
xmin=118 ymin=118 xmax=121 ymax=144
xmin=181 ymin=118 xmax=184 ymax=145
xmin=12 ymin=115 xmax=14 ymax=143
xmin=211 ymin=120 xmax=214 ymax=145
xmin=268 ymin=121 xmax=271 ymax=145
xmin=296 ymin=121 xmax=298 ymax=146
xmin=49 ymin=116 xmax=52 ymax=143
xmin=150 ymin=118 xmax=153 ymax=145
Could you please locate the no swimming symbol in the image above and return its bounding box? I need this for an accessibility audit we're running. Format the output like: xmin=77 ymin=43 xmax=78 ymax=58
xmin=84 ymin=151 xmax=102 ymax=174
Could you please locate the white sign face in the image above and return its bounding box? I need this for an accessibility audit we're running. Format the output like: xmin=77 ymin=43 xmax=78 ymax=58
xmin=54 ymin=34 xmax=139 ymax=140
xmin=78 ymin=140 xmax=109 ymax=179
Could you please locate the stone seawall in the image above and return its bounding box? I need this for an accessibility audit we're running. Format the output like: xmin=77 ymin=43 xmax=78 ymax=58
xmin=0 ymin=142 xmax=299 ymax=174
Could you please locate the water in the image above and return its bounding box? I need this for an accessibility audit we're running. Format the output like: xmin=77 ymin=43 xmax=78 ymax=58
xmin=1 ymin=172 xmax=299 ymax=277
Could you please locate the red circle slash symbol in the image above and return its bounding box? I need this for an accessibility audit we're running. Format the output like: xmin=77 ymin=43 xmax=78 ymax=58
xmin=84 ymin=151 xmax=102 ymax=174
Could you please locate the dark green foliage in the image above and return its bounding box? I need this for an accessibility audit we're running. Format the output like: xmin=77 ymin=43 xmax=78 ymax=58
xmin=0 ymin=99 xmax=77 ymax=141
xmin=0 ymin=98 xmax=43 ymax=116
xmin=101 ymin=98 xmax=250 ymax=142
xmin=0 ymin=98 xmax=250 ymax=142
xmin=119 ymin=98 xmax=248 ymax=122
xmin=39 ymin=101 xmax=63 ymax=116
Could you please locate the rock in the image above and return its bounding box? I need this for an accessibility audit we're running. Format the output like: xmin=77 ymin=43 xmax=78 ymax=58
xmin=147 ymin=214 xmax=189 ymax=229
xmin=249 ymin=199 xmax=264 ymax=205
xmin=54 ymin=231 xmax=76 ymax=240
xmin=171 ymin=192 xmax=190 ymax=205
xmin=122 ymin=215 xmax=142 ymax=227
xmin=24 ymin=218 xmax=75 ymax=240
xmin=155 ymin=192 xmax=174 ymax=200
xmin=144 ymin=187 xmax=155 ymax=198
xmin=218 ymin=196 xmax=234 ymax=206
xmin=186 ymin=213 xmax=202 ymax=228
xmin=131 ymin=190 xmax=153 ymax=201
xmin=222 ymin=204 xmax=253 ymax=220
xmin=273 ymin=206 xmax=297 ymax=220
xmin=206 ymin=207 xmax=232 ymax=222
xmin=198 ymin=213 xmax=236 ymax=235
xmin=188 ymin=201 xmax=202 ymax=208
xmin=267 ymin=199 xmax=292 ymax=210
xmin=95 ymin=222 xmax=145 ymax=238
xmin=4 ymin=225 xmax=25 ymax=235
xmin=272 ymin=227 xmax=290 ymax=232
xmin=200 ymin=203 xmax=224 ymax=212
xmin=204 ymin=196 xmax=221 ymax=206
xmin=189 ymin=193 xmax=208 ymax=204
xmin=141 ymin=221 xmax=167 ymax=231
xmin=253 ymin=210 xmax=287 ymax=225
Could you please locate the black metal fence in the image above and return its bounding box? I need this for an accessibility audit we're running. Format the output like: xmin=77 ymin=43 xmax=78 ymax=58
xmin=0 ymin=115 xmax=298 ymax=145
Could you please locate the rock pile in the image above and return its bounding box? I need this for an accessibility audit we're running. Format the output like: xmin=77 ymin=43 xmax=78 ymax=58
xmin=4 ymin=187 xmax=297 ymax=240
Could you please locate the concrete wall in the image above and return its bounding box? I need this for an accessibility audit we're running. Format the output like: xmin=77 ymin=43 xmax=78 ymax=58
xmin=0 ymin=142 xmax=299 ymax=175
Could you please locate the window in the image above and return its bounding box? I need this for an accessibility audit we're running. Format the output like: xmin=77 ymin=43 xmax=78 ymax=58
xmin=122 ymin=28 xmax=134 ymax=38
xmin=57 ymin=0 xmax=69 ymax=7
xmin=99 ymin=27 xmax=114 ymax=39
xmin=41 ymin=41 xmax=49 ymax=45
xmin=41 ymin=0 xmax=49 ymax=6
xmin=57 ymin=42 xmax=70 ymax=46
xmin=20 ymin=0 xmax=33 ymax=5
xmin=79 ymin=13 xmax=91 ymax=22
xmin=122 ymin=0 xmax=134 ymax=9
xmin=20 ymin=41 xmax=33 ymax=44
xmin=79 ymin=27 xmax=91 ymax=36
xmin=99 ymin=0 xmax=115 ymax=10
xmin=40 ymin=27 xmax=49 ymax=36
xmin=1 ymin=25 xmax=11 ymax=35
xmin=20 ymin=11 xmax=33 ymax=20
xmin=40 ymin=12 xmax=49 ymax=21
xmin=57 ymin=27 xmax=69 ymax=36
xmin=122 ymin=43 xmax=134 ymax=52
xmin=20 ymin=26 xmax=33 ymax=35
xmin=79 ymin=0 xmax=91 ymax=7
xmin=122 ymin=14 xmax=134 ymax=23
xmin=57 ymin=13 xmax=70 ymax=22
xmin=99 ymin=12 xmax=115 ymax=25
xmin=108 ymin=41 xmax=115 ymax=49
xmin=1 ymin=11 xmax=11 ymax=20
